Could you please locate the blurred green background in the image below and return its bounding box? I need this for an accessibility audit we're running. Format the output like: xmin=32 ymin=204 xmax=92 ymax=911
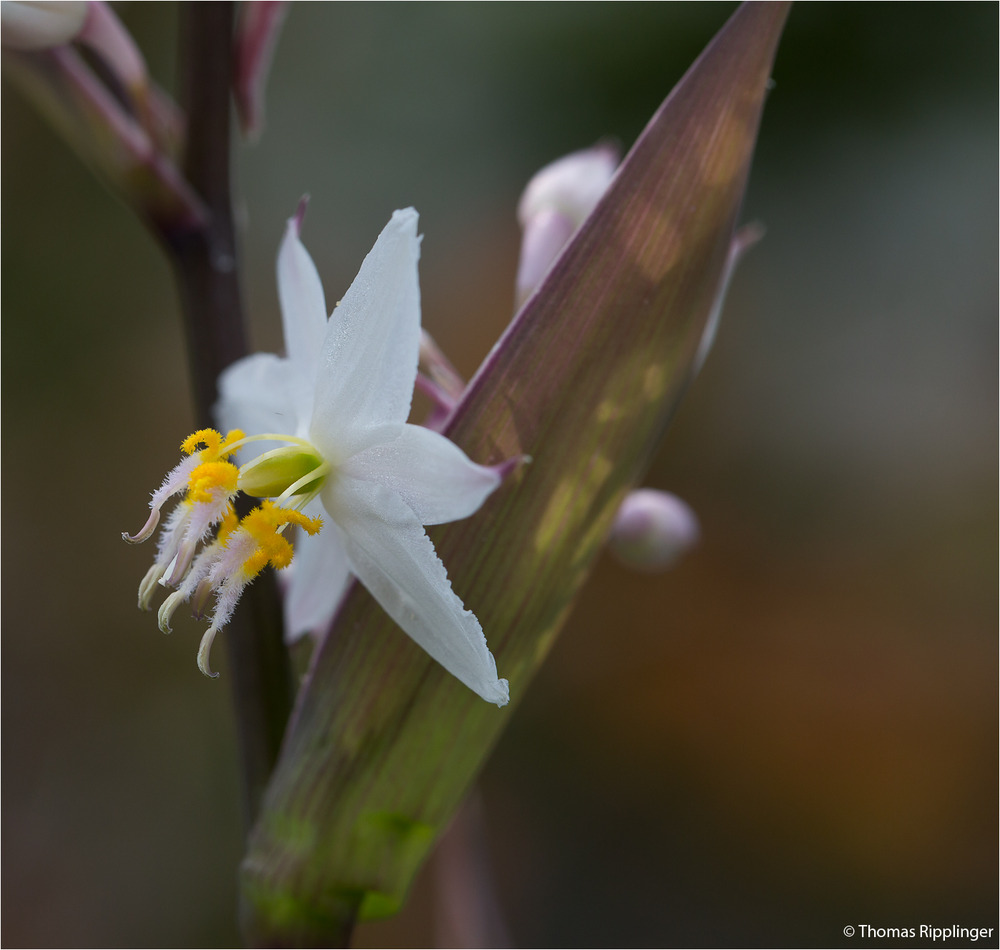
xmin=3 ymin=3 xmax=996 ymax=947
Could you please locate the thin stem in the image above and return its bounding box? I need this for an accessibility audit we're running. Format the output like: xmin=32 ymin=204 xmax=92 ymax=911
xmin=433 ymin=792 xmax=512 ymax=949
xmin=168 ymin=1 xmax=293 ymax=829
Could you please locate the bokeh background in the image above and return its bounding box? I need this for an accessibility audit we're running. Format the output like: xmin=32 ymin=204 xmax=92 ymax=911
xmin=3 ymin=3 xmax=996 ymax=947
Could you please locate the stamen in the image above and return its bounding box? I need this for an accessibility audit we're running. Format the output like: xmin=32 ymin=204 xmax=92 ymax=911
xmin=237 ymin=445 xmax=326 ymax=499
xmin=196 ymin=571 xmax=253 ymax=677
xmin=237 ymin=501 xmax=323 ymax=576
xmin=138 ymin=562 xmax=166 ymax=610
xmin=128 ymin=428 xmax=330 ymax=679
xmin=217 ymin=508 xmax=240 ymax=543
xmin=123 ymin=508 xmax=160 ymax=544
xmin=164 ymin=538 xmax=198 ymax=587
xmin=275 ymin=460 xmax=331 ymax=504
xmin=181 ymin=428 xmax=245 ymax=459
xmin=191 ymin=578 xmax=214 ymax=619
xmin=222 ymin=431 xmax=318 ymax=454
xmin=197 ymin=626 xmax=221 ymax=678
xmin=187 ymin=460 xmax=239 ymax=503
xmin=157 ymin=590 xmax=186 ymax=634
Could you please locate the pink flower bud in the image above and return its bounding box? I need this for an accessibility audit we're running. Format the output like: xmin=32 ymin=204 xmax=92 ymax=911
xmin=609 ymin=489 xmax=700 ymax=571
xmin=234 ymin=1 xmax=289 ymax=140
xmin=1 ymin=0 xmax=87 ymax=50
xmin=515 ymin=142 xmax=619 ymax=305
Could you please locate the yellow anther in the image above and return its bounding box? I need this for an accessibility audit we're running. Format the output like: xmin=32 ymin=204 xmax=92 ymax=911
xmin=236 ymin=501 xmax=323 ymax=577
xmin=187 ymin=460 xmax=239 ymax=504
xmin=217 ymin=507 xmax=240 ymax=543
xmin=247 ymin=500 xmax=323 ymax=537
xmin=181 ymin=428 xmax=246 ymax=460
xmin=244 ymin=533 xmax=293 ymax=575
xmin=217 ymin=429 xmax=246 ymax=456
xmin=181 ymin=429 xmax=221 ymax=455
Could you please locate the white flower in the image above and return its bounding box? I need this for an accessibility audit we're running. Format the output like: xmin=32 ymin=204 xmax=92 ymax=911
xmin=127 ymin=206 xmax=510 ymax=707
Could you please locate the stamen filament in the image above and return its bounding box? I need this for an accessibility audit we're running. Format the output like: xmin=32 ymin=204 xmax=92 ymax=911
xmin=224 ymin=432 xmax=318 ymax=455
xmin=276 ymin=460 xmax=331 ymax=505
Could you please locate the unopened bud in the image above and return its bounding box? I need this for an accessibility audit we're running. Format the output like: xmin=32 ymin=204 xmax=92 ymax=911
xmin=237 ymin=445 xmax=326 ymax=499
xmin=609 ymin=489 xmax=700 ymax=572
xmin=234 ymin=1 xmax=289 ymax=140
xmin=515 ymin=142 xmax=619 ymax=305
xmin=1 ymin=1 xmax=87 ymax=50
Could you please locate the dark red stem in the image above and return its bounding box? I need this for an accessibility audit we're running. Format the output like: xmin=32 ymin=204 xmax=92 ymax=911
xmin=167 ymin=1 xmax=293 ymax=829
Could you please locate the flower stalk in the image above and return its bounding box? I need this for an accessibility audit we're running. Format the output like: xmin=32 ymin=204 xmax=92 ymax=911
xmin=169 ymin=1 xmax=293 ymax=828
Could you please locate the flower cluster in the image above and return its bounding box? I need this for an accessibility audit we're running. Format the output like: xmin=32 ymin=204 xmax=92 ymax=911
xmin=126 ymin=206 xmax=510 ymax=706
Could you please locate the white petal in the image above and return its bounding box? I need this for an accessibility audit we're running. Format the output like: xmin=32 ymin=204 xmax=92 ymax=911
xmin=341 ymin=424 xmax=501 ymax=526
xmin=276 ymin=212 xmax=328 ymax=415
xmin=323 ymin=475 xmax=509 ymax=706
xmin=310 ymin=209 xmax=422 ymax=460
xmin=215 ymin=352 xmax=305 ymax=446
xmin=281 ymin=500 xmax=351 ymax=643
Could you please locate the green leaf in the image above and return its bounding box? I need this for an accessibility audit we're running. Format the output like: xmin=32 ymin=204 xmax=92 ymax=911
xmin=241 ymin=3 xmax=791 ymax=943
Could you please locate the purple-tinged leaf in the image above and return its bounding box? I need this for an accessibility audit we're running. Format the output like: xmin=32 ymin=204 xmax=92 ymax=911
xmin=241 ymin=3 xmax=791 ymax=942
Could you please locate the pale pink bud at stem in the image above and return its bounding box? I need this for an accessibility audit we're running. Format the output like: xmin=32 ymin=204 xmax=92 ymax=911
xmin=234 ymin=0 xmax=289 ymax=140
xmin=609 ymin=489 xmax=700 ymax=572
xmin=514 ymin=209 xmax=575 ymax=309
xmin=515 ymin=141 xmax=619 ymax=306
xmin=1 ymin=0 xmax=86 ymax=50
xmin=76 ymin=2 xmax=149 ymax=113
